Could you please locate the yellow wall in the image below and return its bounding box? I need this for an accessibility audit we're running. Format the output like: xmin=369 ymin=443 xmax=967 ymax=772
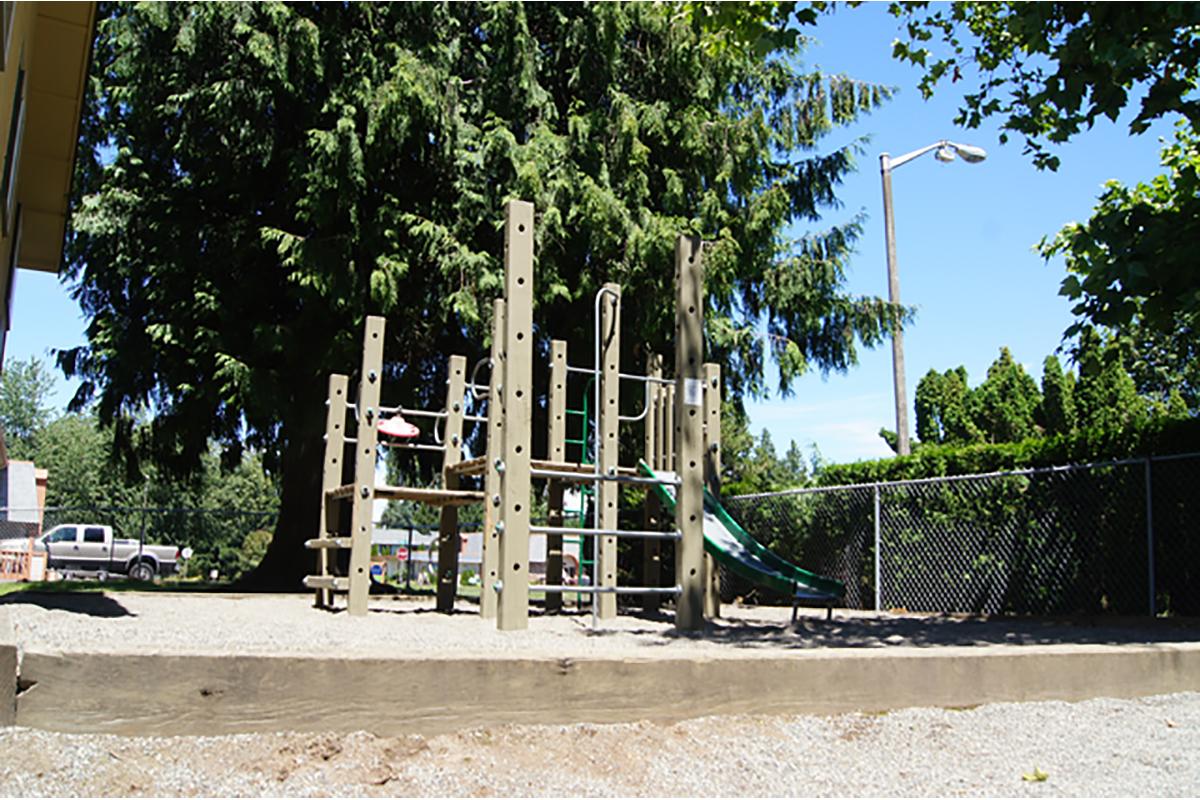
xmin=0 ymin=2 xmax=95 ymax=362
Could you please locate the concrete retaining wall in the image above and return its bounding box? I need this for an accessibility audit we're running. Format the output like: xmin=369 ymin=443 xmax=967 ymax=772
xmin=13 ymin=643 xmax=1200 ymax=736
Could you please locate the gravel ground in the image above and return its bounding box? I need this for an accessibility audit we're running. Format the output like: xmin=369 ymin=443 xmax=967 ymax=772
xmin=3 ymin=592 xmax=1196 ymax=659
xmin=2 ymin=593 xmax=1197 ymax=796
xmin=0 ymin=693 xmax=1196 ymax=797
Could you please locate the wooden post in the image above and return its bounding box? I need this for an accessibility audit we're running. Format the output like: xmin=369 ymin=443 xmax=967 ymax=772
xmin=675 ymin=236 xmax=705 ymax=630
xmin=545 ymin=339 xmax=567 ymax=613
xmin=316 ymin=373 xmax=349 ymax=609
xmin=480 ymin=300 xmax=506 ymax=620
xmin=597 ymin=283 xmax=621 ymax=619
xmin=497 ymin=200 xmax=534 ymax=631
xmin=641 ymin=353 xmax=663 ymax=612
xmin=436 ymin=355 xmax=467 ymax=613
xmin=703 ymin=362 xmax=722 ymax=619
xmin=347 ymin=316 xmax=385 ymax=617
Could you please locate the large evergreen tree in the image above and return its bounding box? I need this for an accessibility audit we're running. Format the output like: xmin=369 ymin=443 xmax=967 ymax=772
xmin=66 ymin=3 xmax=894 ymax=587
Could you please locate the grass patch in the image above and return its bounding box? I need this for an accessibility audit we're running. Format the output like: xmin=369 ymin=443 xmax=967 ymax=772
xmin=0 ymin=578 xmax=233 ymax=597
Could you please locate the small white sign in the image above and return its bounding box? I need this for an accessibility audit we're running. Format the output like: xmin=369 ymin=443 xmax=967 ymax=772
xmin=684 ymin=377 xmax=704 ymax=407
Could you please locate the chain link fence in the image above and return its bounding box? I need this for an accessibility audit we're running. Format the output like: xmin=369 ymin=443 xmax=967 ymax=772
xmin=725 ymin=453 xmax=1200 ymax=617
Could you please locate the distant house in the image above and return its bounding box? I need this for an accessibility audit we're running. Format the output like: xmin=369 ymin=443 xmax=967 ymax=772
xmin=0 ymin=458 xmax=46 ymax=541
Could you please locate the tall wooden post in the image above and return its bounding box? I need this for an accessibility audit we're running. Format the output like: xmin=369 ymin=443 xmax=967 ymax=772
xmin=597 ymin=284 xmax=621 ymax=619
xmin=675 ymin=235 xmax=705 ymax=630
xmin=480 ymin=300 xmax=506 ymax=620
xmin=497 ymin=200 xmax=535 ymax=631
xmin=436 ymin=355 xmax=467 ymax=613
xmin=703 ymin=362 xmax=722 ymax=619
xmin=545 ymin=340 xmax=567 ymax=613
xmin=316 ymin=373 xmax=349 ymax=608
xmin=347 ymin=316 xmax=385 ymax=617
xmin=641 ymin=353 xmax=663 ymax=612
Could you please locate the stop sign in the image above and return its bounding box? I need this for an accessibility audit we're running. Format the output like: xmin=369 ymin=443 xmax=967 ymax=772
xmin=396 ymin=547 xmax=409 ymax=560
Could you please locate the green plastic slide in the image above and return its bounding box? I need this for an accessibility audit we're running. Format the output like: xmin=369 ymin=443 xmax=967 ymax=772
xmin=639 ymin=460 xmax=844 ymax=605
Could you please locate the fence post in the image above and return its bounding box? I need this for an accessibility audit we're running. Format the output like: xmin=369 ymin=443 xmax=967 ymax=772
xmin=1145 ymin=457 xmax=1155 ymax=616
xmin=873 ymin=484 xmax=881 ymax=612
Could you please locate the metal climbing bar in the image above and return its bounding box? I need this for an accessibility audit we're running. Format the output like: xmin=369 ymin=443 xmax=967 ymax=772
xmin=537 ymin=585 xmax=681 ymax=597
xmin=377 ymin=405 xmax=447 ymax=419
xmin=380 ymin=441 xmax=445 ymax=453
xmin=529 ymin=468 xmax=681 ymax=486
xmin=529 ymin=525 xmax=681 ymax=541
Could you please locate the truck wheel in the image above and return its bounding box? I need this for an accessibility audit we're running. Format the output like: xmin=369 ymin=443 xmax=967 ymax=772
xmin=128 ymin=561 xmax=156 ymax=582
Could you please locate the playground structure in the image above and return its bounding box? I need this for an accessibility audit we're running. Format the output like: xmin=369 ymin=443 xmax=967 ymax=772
xmin=304 ymin=200 xmax=843 ymax=630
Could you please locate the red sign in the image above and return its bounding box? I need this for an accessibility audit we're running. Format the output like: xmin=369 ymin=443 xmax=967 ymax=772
xmin=396 ymin=547 xmax=409 ymax=560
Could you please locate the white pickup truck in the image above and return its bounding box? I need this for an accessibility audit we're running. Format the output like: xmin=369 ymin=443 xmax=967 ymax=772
xmin=34 ymin=524 xmax=183 ymax=581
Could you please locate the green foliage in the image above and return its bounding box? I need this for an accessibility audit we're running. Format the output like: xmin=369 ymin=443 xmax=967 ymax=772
xmin=68 ymin=2 xmax=897 ymax=584
xmin=1037 ymin=355 xmax=1076 ymax=436
xmin=1041 ymin=124 xmax=1200 ymax=337
xmin=914 ymin=365 xmax=979 ymax=446
xmin=1071 ymin=328 xmax=1146 ymax=440
xmin=970 ymin=347 xmax=1041 ymax=444
xmin=0 ymin=358 xmax=57 ymax=461
xmin=883 ymin=4 xmax=1200 ymax=356
xmin=721 ymin=402 xmax=818 ymax=495
xmin=237 ymin=528 xmax=274 ymax=572
xmin=887 ymin=2 xmax=1200 ymax=170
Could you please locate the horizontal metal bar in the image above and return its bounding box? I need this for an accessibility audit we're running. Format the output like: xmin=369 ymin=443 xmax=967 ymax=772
xmin=381 ymin=442 xmax=445 ymax=452
xmin=535 ymin=585 xmax=681 ymax=595
xmin=565 ymin=364 xmax=597 ymax=376
xmin=377 ymin=406 xmax=447 ymax=419
xmin=530 ymin=525 xmax=681 ymax=541
xmin=530 ymin=469 xmax=680 ymax=487
xmin=463 ymin=414 xmax=488 ymax=423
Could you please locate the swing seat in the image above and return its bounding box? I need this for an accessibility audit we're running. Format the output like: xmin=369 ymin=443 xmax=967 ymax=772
xmin=377 ymin=414 xmax=420 ymax=439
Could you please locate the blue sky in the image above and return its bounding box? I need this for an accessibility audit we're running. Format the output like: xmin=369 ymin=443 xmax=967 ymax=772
xmin=743 ymin=5 xmax=1175 ymax=464
xmin=5 ymin=4 xmax=1177 ymax=465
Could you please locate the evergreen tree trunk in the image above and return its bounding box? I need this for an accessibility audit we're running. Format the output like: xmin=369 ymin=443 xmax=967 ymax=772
xmin=245 ymin=431 xmax=323 ymax=590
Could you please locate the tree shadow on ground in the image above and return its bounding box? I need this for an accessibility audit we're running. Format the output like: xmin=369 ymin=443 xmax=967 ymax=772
xmin=585 ymin=607 xmax=1200 ymax=650
xmin=0 ymin=592 xmax=135 ymax=618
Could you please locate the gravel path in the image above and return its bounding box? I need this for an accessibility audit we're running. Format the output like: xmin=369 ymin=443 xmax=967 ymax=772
xmin=3 ymin=592 xmax=1196 ymax=659
xmin=0 ymin=693 xmax=1196 ymax=797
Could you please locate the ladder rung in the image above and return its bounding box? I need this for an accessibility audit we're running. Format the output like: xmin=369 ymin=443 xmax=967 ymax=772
xmin=305 ymin=537 xmax=353 ymax=549
xmin=303 ymin=575 xmax=350 ymax=591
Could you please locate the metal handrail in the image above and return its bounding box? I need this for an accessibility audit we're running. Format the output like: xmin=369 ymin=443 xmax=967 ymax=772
xmin=530 ymin=525 xmax=681 ymax=540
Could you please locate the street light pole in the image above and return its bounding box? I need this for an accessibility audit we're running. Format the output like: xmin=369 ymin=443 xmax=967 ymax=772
xmin=879 ymin=140 xmax=987 ymax=457
xmin=879 ymin=153 xmax=909 ymax=456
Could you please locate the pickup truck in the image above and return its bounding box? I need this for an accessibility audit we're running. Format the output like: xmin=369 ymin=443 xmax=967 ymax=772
xmin=34 ymin=524 xmax=182 ymax=581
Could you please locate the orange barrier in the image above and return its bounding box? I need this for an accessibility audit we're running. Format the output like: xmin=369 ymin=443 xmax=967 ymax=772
xmin=0 ymin=538 xmax=34 ymax=581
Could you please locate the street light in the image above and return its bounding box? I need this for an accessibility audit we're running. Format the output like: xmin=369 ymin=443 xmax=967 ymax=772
xmin=880 ymin=140 xmax=987 ymax=457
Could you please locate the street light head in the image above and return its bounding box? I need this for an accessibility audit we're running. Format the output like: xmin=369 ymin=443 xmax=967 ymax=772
xmin=934 ymin=146 xmax=958 ymax=163
xmin=950 ymin=142 xmax=988 ymax=164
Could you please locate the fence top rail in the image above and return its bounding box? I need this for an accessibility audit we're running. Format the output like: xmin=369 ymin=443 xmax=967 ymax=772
xmin=727 ymin=451 xmax=1200 ymax=501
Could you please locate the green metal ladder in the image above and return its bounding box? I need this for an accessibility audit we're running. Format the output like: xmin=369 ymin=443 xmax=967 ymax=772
xmin=563 ymin=375 xmax=595 ymax=608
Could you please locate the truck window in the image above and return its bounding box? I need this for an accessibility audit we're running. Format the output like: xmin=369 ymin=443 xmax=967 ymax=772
xmin=83 ymin=527 xmax=105 ymax=543
xmin=45 ymin=527 xmax=77 ymax=543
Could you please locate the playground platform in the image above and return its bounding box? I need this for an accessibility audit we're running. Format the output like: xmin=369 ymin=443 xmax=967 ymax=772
xmin=0 ymin=593 xmax=1197 ymax=737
